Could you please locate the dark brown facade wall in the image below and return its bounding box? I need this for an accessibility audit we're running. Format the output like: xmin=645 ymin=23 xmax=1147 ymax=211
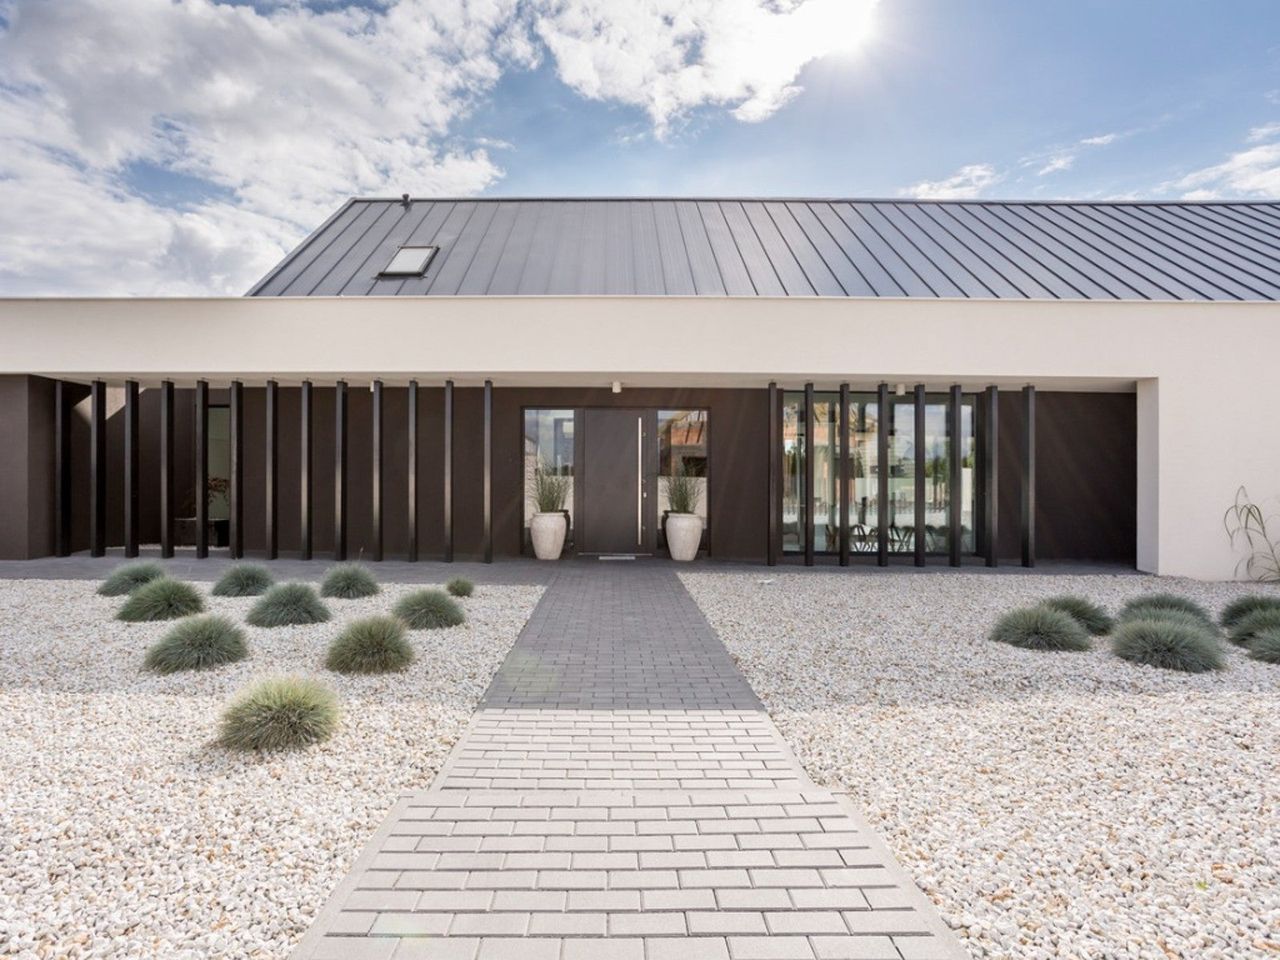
xmin=997 ymin=391 xmax=1136 ymax=562
xmin=0 ymin=376 xmax=57 ymax=559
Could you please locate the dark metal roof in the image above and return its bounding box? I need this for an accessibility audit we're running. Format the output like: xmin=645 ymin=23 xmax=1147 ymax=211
xmin=248 ymin=197 xmax=1280 ymax=301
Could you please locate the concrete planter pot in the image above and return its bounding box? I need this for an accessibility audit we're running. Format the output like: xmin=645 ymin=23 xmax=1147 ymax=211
xmin=665 ymin=513 xmax=703 ymax=562
xmin=530 ymin=512 xmax=567 ymax=560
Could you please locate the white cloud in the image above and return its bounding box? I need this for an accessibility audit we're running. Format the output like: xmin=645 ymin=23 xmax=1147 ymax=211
xmin=902 ymin=163 xmax=1001 ymax=200
xmin=0 ymin=0 xmax=875 ymax=295
xmin=1037 ymin=154 xmax=1075 ymax=176
xmin=1159 ymin=122 xmax=1280 ymax=200
xmin=1246 ymin=121 xmax=1280 ymax=143
xmin=529 ymin=0 xmax=878 ymax=136
xmin=1080 ymin=133 xmax=1117 ymax=146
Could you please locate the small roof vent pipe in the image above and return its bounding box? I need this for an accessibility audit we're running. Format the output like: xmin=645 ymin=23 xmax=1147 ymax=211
xmin=401 ymin=193 xmax=411 ymax=207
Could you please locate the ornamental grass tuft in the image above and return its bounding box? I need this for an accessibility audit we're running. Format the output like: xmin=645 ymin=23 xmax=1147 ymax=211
xmin=326 ymin=615 xmax=414 ymax=674
xmin=1040 ymin=595 xmax=1113 ymax=636
xmin=446 ymin=577 xmax=474 ymax=598
xmin=1219 ymin=593 xmax=1280 ymax=629
xmin=1247 ymin=628 xmax=1280 ymax=664
xmin=989 ymin=605 xmax=1092 ymax=652
xmin=211 ymin=564 xmax=274 ymax=597
xmin=117 ymin=577 xmax=205 ymax=622
xmin=393 ymin=589 xmax=465 ymax=630
xmin=246 ymin=583 xmax=330 ymax=628
xmin=217 ymin=677 xmax=339 ymax=751
xmin=98 ymin=562 xmax=165 ymax=597
xmin=1227 ymin=607 xmax=1280 ymax=647
xmin=320 ymin=563 xmax=380 ymax=600
xmin=1118 ymin=593 xmax=1213 ymax=626
xmin=1111 ymin=618 xmax=1224 ymax=673
xmin=144 ymin=615 xmax=247 ymax=674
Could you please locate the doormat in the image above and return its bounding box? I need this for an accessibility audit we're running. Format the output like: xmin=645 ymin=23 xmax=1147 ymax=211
xmin=598 ymin=554 xmax=638 ymax=561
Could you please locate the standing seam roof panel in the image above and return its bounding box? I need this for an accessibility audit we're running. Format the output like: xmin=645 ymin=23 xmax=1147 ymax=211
xmin=249 ymin=197 xmax=1280 ymax=301
xmin=784 ymin=202 xmax=876 ymax=296
xmin=1082 ymin=205 xmax=1258 ymax=300
xmin=923 ymin=204 xmax=1062 ymax=299
xmin=1138 ymin=206 xmax=1280 ymax=295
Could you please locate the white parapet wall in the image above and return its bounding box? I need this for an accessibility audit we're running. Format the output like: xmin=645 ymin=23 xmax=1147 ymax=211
xmin=0 ymin=294 xmax=1276 ymax=579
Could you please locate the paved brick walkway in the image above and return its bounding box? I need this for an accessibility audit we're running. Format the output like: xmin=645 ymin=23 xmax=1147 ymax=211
xmin=290 ymin=565 xmax=967 ymax=960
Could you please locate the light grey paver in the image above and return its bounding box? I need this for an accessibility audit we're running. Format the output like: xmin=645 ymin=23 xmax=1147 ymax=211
xmin=290 ymin=565 xmax=967 ymax=960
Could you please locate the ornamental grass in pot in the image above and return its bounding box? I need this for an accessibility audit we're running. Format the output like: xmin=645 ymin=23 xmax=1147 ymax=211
xmin=663 ymin=467 xmax=703 ymax=562
xmin=530 ymin=462 xmax=571 ymax=560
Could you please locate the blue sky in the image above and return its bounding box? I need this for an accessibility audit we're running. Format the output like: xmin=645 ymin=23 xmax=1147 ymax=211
xmin=1 ymin=0 xmax=1277 ymax=295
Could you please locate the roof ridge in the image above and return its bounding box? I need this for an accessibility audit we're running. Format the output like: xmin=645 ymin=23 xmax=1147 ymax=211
xmin=346 ymin=196 xmax=1280 ymax=207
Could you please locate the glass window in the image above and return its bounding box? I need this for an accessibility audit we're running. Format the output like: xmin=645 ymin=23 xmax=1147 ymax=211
xmin=922 ymin=400 xmax=950 ymax=554
xmin=812 ymin=396 xmax=839 ymax=552
xmin=657 ymin=410 xmax=709 ymax=522
xmin=890 ymin=399 xmax=916 ymax=553
xmin=381 ymin=246 xmax=437 ymax=276
xmin=782 ymin=394 xmax=804 ymax=553
xmin=849 ymin=395 xmax=878 ymax=553
xmin=523 ymin=409 xmax=575 ymax=529
xmin=960 ymin=396 xmax=977 ymax=553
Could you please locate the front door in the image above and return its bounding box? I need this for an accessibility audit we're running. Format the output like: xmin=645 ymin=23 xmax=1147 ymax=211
xmin=580 ymin=408 xmax=648 ymax=554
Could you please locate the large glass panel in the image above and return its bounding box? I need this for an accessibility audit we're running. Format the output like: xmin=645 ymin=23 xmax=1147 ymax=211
xmin=960 ymin=396 xmax=977 ymax=553
xmin=848 ymin=395 xmax=878 ymax=553
xmin=782 ymin=393 xmax=804 ymax=553
xmin=812 ymin=396 xmax=839 ymax=552
xmin=890 ymin=399 xmax=916 ymax=553
xmin=657 ymin=409 xmax=709 ymax=523
xmin=207 ymin=406 xmax=231 ymax=520
xmin=523 ymin=409 xmax=575 ymax=530
xmin=922 ymin=400 xmax=950 ymax=554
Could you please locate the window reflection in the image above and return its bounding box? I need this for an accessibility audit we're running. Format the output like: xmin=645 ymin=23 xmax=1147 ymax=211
xmin=523 ymin=409 xmax=575 ymax=530
xmin=658 ymin=410 xmax=709 ymax=522
xmin=782 ymin=395 xmax=804 ymax=552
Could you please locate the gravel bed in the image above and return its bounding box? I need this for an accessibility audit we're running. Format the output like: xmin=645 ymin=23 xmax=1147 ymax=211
xmin=682 ymin=571 xmax=1280 ymax=960
xmin=0 ymin=577 xmax=541 ymax=959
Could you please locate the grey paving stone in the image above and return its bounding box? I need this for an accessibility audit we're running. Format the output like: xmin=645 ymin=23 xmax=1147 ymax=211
xmin=288 ymin=565 xmax=966 ymax=960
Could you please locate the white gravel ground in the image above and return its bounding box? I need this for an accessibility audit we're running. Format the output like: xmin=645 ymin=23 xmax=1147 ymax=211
xmin=0 ymin=577 xmax=541 ymax=959
xmin=682 ymin=571 xmax=1280 ymax=960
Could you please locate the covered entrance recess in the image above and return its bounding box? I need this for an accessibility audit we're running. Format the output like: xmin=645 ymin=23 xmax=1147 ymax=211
xmin=523 ymin=406 xmax=710 ymax=558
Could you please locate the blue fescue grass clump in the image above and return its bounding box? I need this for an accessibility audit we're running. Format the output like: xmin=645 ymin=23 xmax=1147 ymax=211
xmin=246 ymin=583 xmax=330 ymax=628
xmin=1111 ymin=618 xmax=1225 ymax=673
xmin=98 ymin=562 xmax=165 ymax=597
xmin=393 ymin=589 xmax=465 ymax=630
xmin=211 ymin=564 xmax=274 ymax=597
xmin=1227 ymin=607 xmax=1280 ymax=647
xmin=1247 ymin=628 xmax=1280 ymax=664
xmin=319 ymin=563 xmax=380 ymax=600
xmin=446 ymin=577 xmax=474 ymax=598
xmin=989 ymin=605 xmax=1092 ymax=651
xmin=1040 ymin=595 xmax=1113 ymax=636
xmin=117 ymin=578 xmax=205 ymax=622
xmin=144 ymin=615 xmax=247 ymax=674
xmin=1118 ymin=593 xmax=1213 ymax=626
xmin=1218 ymin=593 xmax=1280 ymax=629
xmin=217 ymin=677 xmax=339 ymax=751
xmin=326 ymin=616 xmax=414 ymax=674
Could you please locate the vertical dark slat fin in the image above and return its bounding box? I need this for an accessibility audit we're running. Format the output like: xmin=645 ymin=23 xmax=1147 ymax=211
xmin=160 ymin=381 xmax=174 ymax=558
xmin=195 ymin=381 xmax=209 ymax=558
xmin=372 ymin=380 xmax=383 ymax=561
xmin=334 ymin=381 xmax=348 ymax=561
xmin=838 ymin=383 xmax=850 ymax=567
xmin=124 ymin=380 xmax=140 ymax=558
xmin=407 ymin=381 xmax=418 ymax=562
xmin=767 ymin=382 xmax=779 ymax=566
xmin=443 ymin=380 xmax=454 ymax=562
xmin=90 ymin=380 xmax=106 ymax=557
xmin=300 ymin=381 xmax=312 ymax=560
xmin=1022 ymin=385 xmax=1036 ymax=568
xmin=265 ymin=380 xmax=278 ymax=560
xmin=876 ymin=382 xmax=889 ymax=566
xmin=984 ymin=385 xmax=999 ymax=567
xmin=55 ymin=381 xmax=72 ymax=557
xmin=803 ymin=382 xmax=815 ymax=566
xmin=948 ymin=384 xmax=963 ymax=567
xmin=483 ymin=379 xmax=493 ymax=564
xmin=229 ymin=381 xmax=244 ymax=559
xmin=914 ymin=384 xmax=926 ymax=567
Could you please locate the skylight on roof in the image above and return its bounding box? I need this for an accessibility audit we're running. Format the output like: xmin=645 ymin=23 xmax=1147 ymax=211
xmin=380 ymin=246 xmax=437 ymax=276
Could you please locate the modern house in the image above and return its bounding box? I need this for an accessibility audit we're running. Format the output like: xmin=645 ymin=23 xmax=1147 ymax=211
xmin=2 ymin=197 xmax=1279 ymax=578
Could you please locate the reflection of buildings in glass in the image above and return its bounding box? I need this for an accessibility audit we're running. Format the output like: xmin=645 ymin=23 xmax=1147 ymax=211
xmin=523 ymin=409 xmax=575 ymax=528
xmin=781 ymin=392 xmax=977 ymax=555
xmin=658 ymin=410 xmax=708 ymax=519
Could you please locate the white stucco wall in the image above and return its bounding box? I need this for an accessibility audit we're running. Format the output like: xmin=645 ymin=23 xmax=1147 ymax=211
xmin=0 ymin=294 xmax=1275 ymax=580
